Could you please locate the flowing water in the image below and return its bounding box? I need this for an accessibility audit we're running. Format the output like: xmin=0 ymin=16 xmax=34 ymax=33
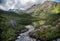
xmin=15 ymin=25 xmax=37 ymax=41
xmin=15 ymin=25 xmax=60 ymax=41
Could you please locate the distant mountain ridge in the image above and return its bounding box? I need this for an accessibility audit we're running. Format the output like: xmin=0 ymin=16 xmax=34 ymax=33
xmin=1 ymin=1 xmax=60 ymax=14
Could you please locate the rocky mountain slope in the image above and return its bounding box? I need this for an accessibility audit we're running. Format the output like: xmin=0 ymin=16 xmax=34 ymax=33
xmin=24 ymin=1 xmax=60 ymax=14
xmin=28 ymin=1 xmax=60 ymax=41
xmin=35 ymin=1 xmax=60 ymax=13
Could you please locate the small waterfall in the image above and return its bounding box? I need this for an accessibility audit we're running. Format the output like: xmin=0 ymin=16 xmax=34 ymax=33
xmin=7 ymin=20 xmax=18 ymax=29
xmin=57 ymin=38 xmax=60 ymax=41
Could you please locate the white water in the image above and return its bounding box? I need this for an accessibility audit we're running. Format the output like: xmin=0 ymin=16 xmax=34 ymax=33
xmin=15 ymin=25 xmax=60 ymax=41
xmin=15 ymin=25 xmax=37 ymax=41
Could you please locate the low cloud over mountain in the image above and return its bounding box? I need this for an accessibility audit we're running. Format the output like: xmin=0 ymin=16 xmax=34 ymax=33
xmin=0 ymin=0 xmax=59 ymax=11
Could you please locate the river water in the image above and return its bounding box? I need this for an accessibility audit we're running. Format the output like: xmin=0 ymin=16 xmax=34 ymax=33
xmin=15 ymin=25 xmax=60 ymax=41
xmin=15 ymin=25 xmax=37 ymax=41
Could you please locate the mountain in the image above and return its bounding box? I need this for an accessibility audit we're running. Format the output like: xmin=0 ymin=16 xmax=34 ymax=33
xmin=24 ymin=1 xmax=60 ymax=14
xmin=5 ymin=1 xmax=60 ymax=14
xmin=23 ymin=4 xmax=41 ymax=13
xmin=31 ymin=1 xmax=60 ymax=26
xmin=7 ymin=4 xmax=41 ymax=13
xmin=28 ymin=1 xmax=60 ymax=41
xmin=34 ymin=1 xmax=60 ymax=13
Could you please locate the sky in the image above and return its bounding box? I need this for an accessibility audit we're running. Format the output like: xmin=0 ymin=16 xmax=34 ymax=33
xmin=0 ymin=0 xmax=60 ymax=11
xmin=55 ymin=0 xmax=60 ymax=2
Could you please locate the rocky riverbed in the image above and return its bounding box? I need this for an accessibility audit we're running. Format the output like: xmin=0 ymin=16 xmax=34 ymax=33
xmin=15 ymin=25 xmax=60 ymax=41
xmin=15 ymin=25 xmax=37 ymax=41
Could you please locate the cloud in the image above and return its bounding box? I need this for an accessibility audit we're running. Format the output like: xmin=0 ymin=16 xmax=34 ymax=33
xmin=0 ymin=0 xmax=17 ymax=10
xmin=0 ymin=0 xmax=55 ymax=11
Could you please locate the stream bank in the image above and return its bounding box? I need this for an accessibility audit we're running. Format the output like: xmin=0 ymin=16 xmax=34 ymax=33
xmin=15 ymin=25 xmax=60 ymax=41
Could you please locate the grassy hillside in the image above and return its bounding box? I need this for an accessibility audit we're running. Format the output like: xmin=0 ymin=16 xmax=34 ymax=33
xmin=31 ymin=1 xmax=60 ymax=27
xmin=29 ymin=1 xmax=60 ymax=41
xmin=0 ymin=10 xmax=35 ymax=41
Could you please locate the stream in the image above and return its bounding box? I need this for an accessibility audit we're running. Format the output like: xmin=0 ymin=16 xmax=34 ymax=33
xmin=15 ymin=25 xmax=37 ymax=41
xmin=15 ymin=25 xmax=60 ymax=41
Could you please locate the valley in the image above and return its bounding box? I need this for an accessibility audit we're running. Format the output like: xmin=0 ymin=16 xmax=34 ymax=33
xmin=0 ymin=1 xmax=60 ymax=41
